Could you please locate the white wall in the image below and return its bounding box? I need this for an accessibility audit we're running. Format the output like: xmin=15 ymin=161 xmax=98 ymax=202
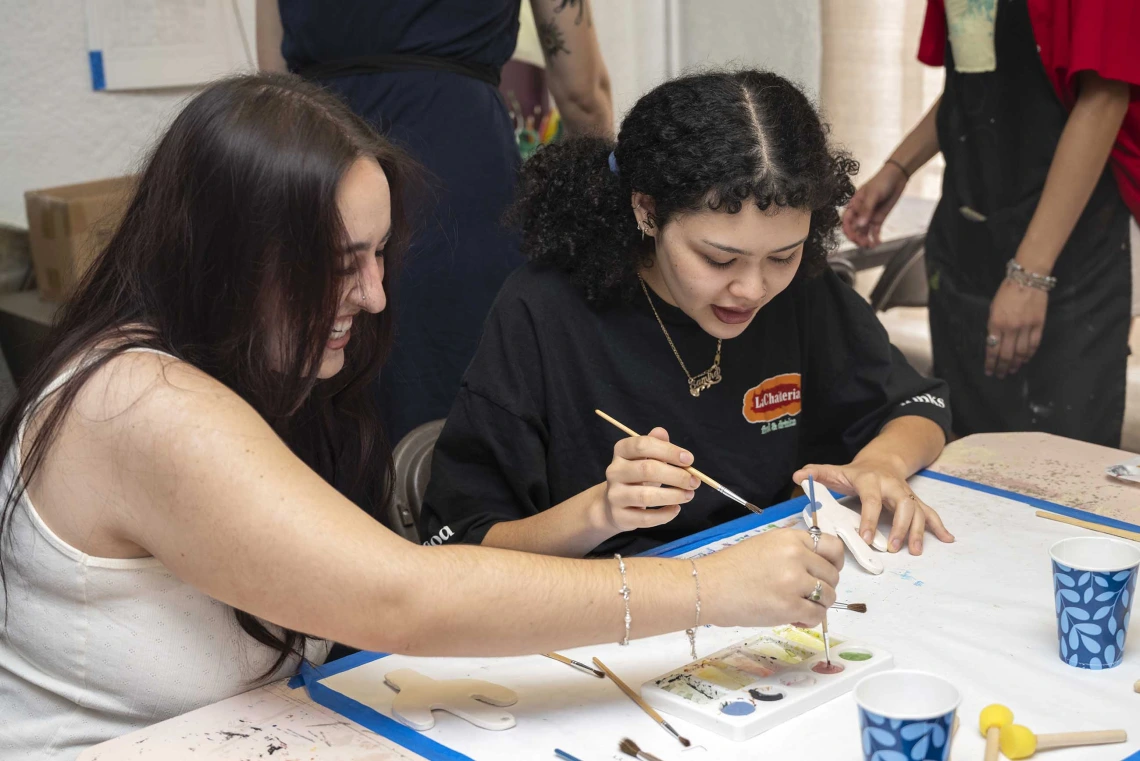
xmin=1 ymin=0 xmax=824 ymax=228
xmin=0 ymin=2 xmax=194 ymax=227
xmin=593 ymin=0 xmax=822 ymax=130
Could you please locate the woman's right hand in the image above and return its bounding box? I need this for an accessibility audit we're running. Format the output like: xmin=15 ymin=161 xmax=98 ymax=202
xmin=842 ymin=164 xmax=909 ymax=248
xmin=700 ymin=528 xmax=844 ymax=628
xmin=597 ymin=427 xmax=699 ymax=533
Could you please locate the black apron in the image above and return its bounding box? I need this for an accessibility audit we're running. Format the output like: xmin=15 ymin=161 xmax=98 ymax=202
xmin=925 ymin=0 xmax=1132 ymax=447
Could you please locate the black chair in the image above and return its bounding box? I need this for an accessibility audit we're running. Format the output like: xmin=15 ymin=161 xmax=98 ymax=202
xmin=385 ymin=419 xmax=445 ymax=543
xmin=867 ymin=234 xmax=929 ymax=312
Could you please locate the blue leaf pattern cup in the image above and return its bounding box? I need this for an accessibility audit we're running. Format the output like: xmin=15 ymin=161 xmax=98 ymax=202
xmin=1050 ymin=537 xmax=1140 ymax=670
xmin=854 ymin=671 xmax=961 ymax=761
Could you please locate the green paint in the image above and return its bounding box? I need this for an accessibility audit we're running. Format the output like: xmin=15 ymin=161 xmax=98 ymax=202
xmin=839 ymin=651 xmax=873 ymax=662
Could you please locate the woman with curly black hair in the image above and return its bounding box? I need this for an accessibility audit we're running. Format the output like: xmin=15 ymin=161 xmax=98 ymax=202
xmin=421 ymin=70 xmax=956 ymax=558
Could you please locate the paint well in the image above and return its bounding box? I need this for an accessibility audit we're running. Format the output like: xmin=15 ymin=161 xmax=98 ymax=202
xmin=811 ymin=661 xmax=845 ymax=675
xmin=749 ymin=686 xmax=785 ymax=702
xmin=839 ymin=649 xmax=874 ymax=662
xmin=720 ymin=700 xmax=756 ymax=716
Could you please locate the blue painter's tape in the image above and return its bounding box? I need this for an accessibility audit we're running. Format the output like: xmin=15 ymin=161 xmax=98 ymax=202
xmin=638 ymin=496 xmax=808 ymax=559
xmin=919 ymin=470 xmax=1140 ymax=534
xmin=297 ymin=669 xmax=476 ymax=761
xmin=88 ymin=50 xmax=106 ymax=91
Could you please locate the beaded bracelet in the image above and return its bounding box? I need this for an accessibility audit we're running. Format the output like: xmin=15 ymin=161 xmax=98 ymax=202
xmin=1006 ymin=259 xmax=1057 ymax=292
xmin=615 ymin=554 xmax=631 ymax=646
xmin=685 ymin=559 xmax=701 ymax=660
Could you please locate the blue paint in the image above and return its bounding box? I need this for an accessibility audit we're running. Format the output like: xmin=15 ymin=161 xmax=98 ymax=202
xmin=88 ymin=51 xmax=106 ymax=90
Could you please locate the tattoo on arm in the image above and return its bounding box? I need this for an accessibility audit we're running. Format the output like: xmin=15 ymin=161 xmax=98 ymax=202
xmin=554 ymin=0 xmax=587 ymax=26
xmin=538 ymin=20 xmax=570 ymax=57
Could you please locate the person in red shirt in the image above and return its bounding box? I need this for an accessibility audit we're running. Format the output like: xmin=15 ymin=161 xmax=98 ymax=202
xmin=843 ymin=0 xmax=1139 ymax=447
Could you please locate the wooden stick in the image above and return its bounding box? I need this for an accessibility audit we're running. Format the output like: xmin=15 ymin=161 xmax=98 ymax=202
xmin=1035 ymin=510 xmax=1140 ymax=542
xmin=1134 ymin=678 xmax=1139 ymax=694
xmin=543 ymin=652 xmax=605 ymax=678
xmin=1035 ymin=730 xmax=1127 ymax=750
xmin=984 ymin=727 xmax=1001 ymax=761
xmin=594 ymin=409 xmax=762 ymax=514
xmin=593 ymin=657 xmax=690 ymax=747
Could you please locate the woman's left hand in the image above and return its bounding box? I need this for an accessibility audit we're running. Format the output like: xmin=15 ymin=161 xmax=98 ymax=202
xmin=986 ymin=278 xmax=1048 ymax=379
xmin=792 ymin=461 xmax=954 ymax=555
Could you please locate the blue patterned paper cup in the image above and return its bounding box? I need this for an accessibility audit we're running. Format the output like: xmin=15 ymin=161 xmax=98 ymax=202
xmin=1050 ymin=536 xmax=1140 ymax=670
xmin=853 ymin=671 xmax=961 ymax=761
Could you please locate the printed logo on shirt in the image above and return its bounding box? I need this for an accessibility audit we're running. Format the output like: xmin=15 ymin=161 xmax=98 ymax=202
xmin=899 ymin=393 xmax=947 ymax=409
xmin=423 ymin=526 xmax=455 ymax=546
xmin=742 ymin=373 xmax=802 ymax=433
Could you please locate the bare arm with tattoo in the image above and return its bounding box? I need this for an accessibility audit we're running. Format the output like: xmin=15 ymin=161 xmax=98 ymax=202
xmin=530 ymin=0 xmax=614 ymax=138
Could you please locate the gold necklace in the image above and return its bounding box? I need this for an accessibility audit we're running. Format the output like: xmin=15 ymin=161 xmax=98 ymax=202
xmin=639 ymin=276 xmax=722 ymax=397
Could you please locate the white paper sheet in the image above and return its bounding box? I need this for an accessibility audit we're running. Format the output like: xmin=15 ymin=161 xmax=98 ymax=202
xmin=318 ymin=476 xmax=1140 ymax=761
xmin=86 ymin=0 xmax=256 ymax=91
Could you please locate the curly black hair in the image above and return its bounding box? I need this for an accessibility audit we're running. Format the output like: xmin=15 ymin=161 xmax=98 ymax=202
xmin=508 ymin=69 xmax=858 ymax=303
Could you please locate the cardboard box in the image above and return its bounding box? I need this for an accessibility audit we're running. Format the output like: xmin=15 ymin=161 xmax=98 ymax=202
xmin=24 ymin=176 xmax=135 ymax=302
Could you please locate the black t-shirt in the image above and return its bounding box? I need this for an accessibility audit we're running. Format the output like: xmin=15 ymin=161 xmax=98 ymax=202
xmin=420 ymin=263 xmax=951 ymax=555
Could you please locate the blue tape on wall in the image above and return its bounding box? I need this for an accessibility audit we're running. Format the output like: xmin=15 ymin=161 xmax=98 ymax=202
xmin=88 ymin=51 xmax=106 ymax=91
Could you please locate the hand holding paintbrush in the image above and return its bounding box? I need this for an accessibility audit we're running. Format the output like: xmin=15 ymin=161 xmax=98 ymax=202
xmin=595 ymin=410 xmax=764 ymax=515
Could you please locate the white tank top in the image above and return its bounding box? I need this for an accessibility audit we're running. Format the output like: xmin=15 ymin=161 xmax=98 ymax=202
xmin=0 ymin=350 xmax=331 ymax=760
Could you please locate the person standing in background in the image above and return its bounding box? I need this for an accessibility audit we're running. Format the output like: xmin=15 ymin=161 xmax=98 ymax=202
xmin=843 ymin=0 xmax=1139 ymax=447
xmin=257 ymin=0 xmax=613 ymax=447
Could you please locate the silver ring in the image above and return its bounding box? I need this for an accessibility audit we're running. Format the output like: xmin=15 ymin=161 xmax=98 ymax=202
xmin=810 ymin=531 xmax=820 ymax=552
xmin=808 ymin=580 xmax=823 ymax=603
xmin=986 ymin=334 xmax=1000 ymax=347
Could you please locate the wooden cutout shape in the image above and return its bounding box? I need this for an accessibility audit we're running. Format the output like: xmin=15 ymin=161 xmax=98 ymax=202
xmin=384 ymin=669 xmax=518 ymax=731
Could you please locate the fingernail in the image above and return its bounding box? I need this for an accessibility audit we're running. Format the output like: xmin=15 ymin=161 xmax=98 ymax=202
xmin=890 ymin=538 xmax=901 ymax=552
xmin=680 ymin=451 xmax=694 ymax=465
xmin=862 ymin=530 xmax=873 ymax=544
xmin=683 ymin=490 xmax=695 ymax=501
xmin=690 ymin=476 xmax=700 ymax=489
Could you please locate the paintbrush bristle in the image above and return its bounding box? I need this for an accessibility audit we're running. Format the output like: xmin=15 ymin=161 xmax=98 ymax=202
xmin=618 ymin=738 xmax=640 ymax=757
xmin=847 ymin=603 xmax=867 ymax=613
xmin=679 ymin=736 xmax=691 ymax=747
xmin=744 ymin=502 xmax=763 ymax=515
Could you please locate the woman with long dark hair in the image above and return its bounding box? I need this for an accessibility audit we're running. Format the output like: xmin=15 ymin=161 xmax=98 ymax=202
xmin=421 ymin=70 xmax=956 ymax=559
xmin=0 ymin=74 xmax=843 ymax=760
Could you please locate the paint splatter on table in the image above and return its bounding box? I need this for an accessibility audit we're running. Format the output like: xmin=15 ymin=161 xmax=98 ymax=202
xmin=929 ymin=432 xmax=1140 ymax=527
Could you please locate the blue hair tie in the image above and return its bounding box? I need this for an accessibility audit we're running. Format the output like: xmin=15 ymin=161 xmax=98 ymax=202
xmin=607 ymin=151 xmax=619 ymax=175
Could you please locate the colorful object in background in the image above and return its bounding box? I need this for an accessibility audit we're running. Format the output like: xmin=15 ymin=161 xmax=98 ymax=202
xmin=979 ymin=703 xmax=1014 ymax=761
xmin=854 ymin=670 xmax=961 ymax=761
xmin=503 ymin=90 xmax=563 ymax=160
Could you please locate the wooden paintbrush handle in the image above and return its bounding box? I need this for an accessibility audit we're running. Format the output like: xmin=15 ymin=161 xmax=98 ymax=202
xmin=1036 ymin=730 xmax=1127 ymax=749
xmin=594 ymin=409 xmax=723 ymax=490
xmin=592 ymin=657 xmax=666 ymax=724
xmin=1035 ymin=510 xmax=1140 ymax=542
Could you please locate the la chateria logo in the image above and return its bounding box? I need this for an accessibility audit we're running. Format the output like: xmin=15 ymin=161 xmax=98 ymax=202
xmin=742 ymin=373 xmax=801 ymax=428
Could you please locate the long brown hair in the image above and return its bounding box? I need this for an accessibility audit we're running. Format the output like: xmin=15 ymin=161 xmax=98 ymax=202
xmin=0 ymin=73 xmax=418 ymax=674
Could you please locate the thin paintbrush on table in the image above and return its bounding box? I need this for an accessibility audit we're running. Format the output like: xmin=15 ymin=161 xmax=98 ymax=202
xmin=595 ymin=409 xmax=763 ymax=515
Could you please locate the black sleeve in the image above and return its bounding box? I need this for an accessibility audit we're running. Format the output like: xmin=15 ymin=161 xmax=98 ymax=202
xmin=418 ymin=289 xmax=553 ymax=546
xmin=799 ymin=269 xmax=952 ymax=465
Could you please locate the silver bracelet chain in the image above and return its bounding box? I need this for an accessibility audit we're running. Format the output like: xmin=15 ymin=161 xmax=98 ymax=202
xmin=615 ymin=554 xmax=631 ymax=646
xmin=1006 ymin=259 xmax=1056 ymax=292
xmin=685 ymin=559 xmax=701 ymax=660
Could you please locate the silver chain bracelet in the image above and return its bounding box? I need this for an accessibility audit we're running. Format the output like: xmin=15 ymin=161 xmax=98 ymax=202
xmin=1006 ymin=259 xmax=1057 ymax=292
xmin=615 ymin=554 xmax=631 ymax=646
xmin=685 ymin=559 xmax=701 ymax=660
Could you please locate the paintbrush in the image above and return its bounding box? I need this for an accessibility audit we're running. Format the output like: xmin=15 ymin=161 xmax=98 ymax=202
xmin=1035 ymin=510 xmax=1140 ymax=542
xmin=595 ymin=410 xmax=763 ymax=515
xmin=543 ymin=652 xmax=605 ymax=678
xmin=831 ymin=602 xmax=867 ymax=613
xmin=808 ymin=475 xmax=833 ymax=667
xmin=593 ymin=657 xmax=690 ymax=747
xmin=619 ymin=738 xmax=666 ymax=761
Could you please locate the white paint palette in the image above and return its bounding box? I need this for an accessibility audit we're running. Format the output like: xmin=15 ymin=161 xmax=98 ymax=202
xmin=641 ymin=626 xmax=893 ymax=741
